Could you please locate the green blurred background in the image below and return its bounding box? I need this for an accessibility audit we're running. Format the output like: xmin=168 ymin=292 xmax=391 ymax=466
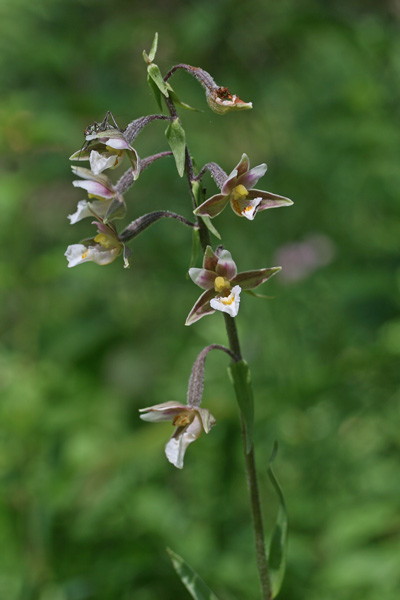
xmin=1 ymin=0 xmax=400 ymax=598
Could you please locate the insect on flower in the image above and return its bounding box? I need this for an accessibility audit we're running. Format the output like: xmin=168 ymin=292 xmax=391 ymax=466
xmin=78 ymin=110 xmax=120 ymax=159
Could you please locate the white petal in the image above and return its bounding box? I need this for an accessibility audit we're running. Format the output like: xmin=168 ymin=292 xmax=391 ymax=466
xmin=72 ymin=179 xmax=114 ymax=200
xmin=89 ymin=150 xmax=118 ymax=175
xmin=64 ymin=244 xmax=93 ymax=267
xmin=165 ymin=417 xmax=203 ymax=469
xmin=64 ymin=244 xmax=120 ymax=268
xmin=210 ymin=285 xmax=241 ymax=317
xmin=105 ymin=137 xmax=130 ymax=150
xmin=241 ymin=197 xmax=262 ymax=220
xmin=139 ymin=401 xmax=188 ymax=422
xmin=68 ymin=200 xmax=92 ymax=224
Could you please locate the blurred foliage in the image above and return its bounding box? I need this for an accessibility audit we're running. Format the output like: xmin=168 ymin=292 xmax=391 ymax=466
xmin=1 ymin=0 xmax=400 ymax=599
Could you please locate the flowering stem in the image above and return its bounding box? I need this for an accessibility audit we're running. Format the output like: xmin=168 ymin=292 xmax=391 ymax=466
xmin=116 ymin=151 xmax=173 ymax=194
xmin=187 ymin=344 xmax=238 ymax=408
xmin=165 ymin=90 xmax=272 ymax=600
xmin=224 ymin=315 xmax=272 ymax=600
xmin=193 ymin=162 xmax=228 ymax=189
xmin=119 ymin=211 xmax=196 ymax=243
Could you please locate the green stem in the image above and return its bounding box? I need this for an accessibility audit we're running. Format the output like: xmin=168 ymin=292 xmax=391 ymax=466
xmin=165 ymin=91 xmax=272 ymax=600
xmin=224 ymin=315 xmax=272 ymax=600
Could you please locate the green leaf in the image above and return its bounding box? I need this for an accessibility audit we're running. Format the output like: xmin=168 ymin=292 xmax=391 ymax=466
xmin=267 ymin=442 xmax=288 ymax=598
xmin=167 ymin=548 xmax=220 ymax=600
xmin=201 ymin=216 xmax=221 ymax=239
xmin=143 ymin=32 xmax=158 ymax=64
xmin=147 ymin=74 xmax=164 ymax=111
xmin=227 ymin=360 xmax=254 ymax=453
xmin=103 ymin=196 xmax=127 ymax=224
xmin=188 ymin=227 xmax=201 ymax=274
xmin=148 ymin=32 xmax=158 ymax=62
xmin=244 ymin=289 xmax=274 ymax=300
xmin=147 ymin=63 xmax=169 ymax=97
xmin=167 ymin=85 xmax=200 ymax=112
xmin=165 ymin=118 xmax=186 ymax=177
xmin=192 ymin=181 xmax=220 ymax=238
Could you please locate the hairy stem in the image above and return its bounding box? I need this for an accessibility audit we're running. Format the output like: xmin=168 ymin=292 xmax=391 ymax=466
xmin=165 ymin=89 xmax=272 ymax=599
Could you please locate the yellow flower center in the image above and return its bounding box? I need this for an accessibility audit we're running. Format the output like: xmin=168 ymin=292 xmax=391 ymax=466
xmin=214 ymin=276 xmax=231 ymax=293
xmin=220 ymin=292 xmax=235 ymax=306
xmin=81 ymin=250 xmax=88 ymax=259
xmin=172 ymin=413 xmax=193 ymax=427
xmin=94 ymin=233 xmax=115 ymax=249
xmin=231 ymin=184 xmax=248 ymax=201
xmin=105 ymin=146 xmax=124 ymax=156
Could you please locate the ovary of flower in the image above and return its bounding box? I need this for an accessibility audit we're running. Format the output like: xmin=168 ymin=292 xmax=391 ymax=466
xmin=210 ymin=285 xmax=241 ymax=317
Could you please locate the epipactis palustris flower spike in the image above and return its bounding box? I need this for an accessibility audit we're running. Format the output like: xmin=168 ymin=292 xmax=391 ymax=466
xmin=139 ymin=401 xmax=216 ymax=469
xmin=185 ymin=245 xmax=281 ymax=325
xmin=194 ymin=153 xmax=293 ymax=220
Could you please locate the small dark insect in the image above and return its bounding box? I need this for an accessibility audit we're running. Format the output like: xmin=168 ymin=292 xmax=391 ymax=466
xmin=78 ymin=111 xmax=121 ymax=159
xmin=84 ymin=110 xmax=120 ymax=137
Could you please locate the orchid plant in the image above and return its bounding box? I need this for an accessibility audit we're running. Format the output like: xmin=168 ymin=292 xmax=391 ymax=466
xmin=66 ymin=34 xmax=290 ymax=600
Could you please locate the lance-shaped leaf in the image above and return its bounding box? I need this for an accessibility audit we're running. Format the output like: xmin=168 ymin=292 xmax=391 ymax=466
xmin=144 ymin=32 xmax=158 ymax=63
xmin=167 ymin=548 xmax=220 ymax=600
xmin=165 ymin=118 xmax=186 ymax=177
xmin=188 ymin=227 xmax=201 ymax=273
xmin=148 ymin=63 xmax=169 ymax=97
xmin=192 ymin=181 xmax=221 ymax=239
xmin=147 ymin=74 xmax=164 ymax=111
xmin=168 ymin=86 xmax=200 ymax=112
xmin=200 ymin=215 xmax=221 ymax=240
xmin=227 ymin=360 xmax=254 ymax=453
xmin=267 ymin=442 xmax=288 ymax=598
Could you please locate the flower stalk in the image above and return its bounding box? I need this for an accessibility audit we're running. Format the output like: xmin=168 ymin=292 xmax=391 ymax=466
xmin=66 ymin=36 xmax=291 ymax=599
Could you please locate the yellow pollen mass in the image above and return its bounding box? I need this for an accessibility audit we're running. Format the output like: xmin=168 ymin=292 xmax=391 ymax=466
xmin=81 ymin=250 xmax=88 ymax=259
xmin=231 ymin=184 xmax=249 ymax=201
xmin=173 ymin=414 xmax=192 ymax=427
xmin=214 ymin=276 xmax=231 ymax=293
xmin=94 ymin=233 xmax=114 ymax=248
xmin=220 ymin=293 xmax=235 ymax=306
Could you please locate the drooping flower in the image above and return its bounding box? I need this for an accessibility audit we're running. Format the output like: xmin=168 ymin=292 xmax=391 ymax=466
xmin=185 ymin=245 xmax=281 ymax=325
xmin=65 ymin=221 xmax=130 ymax=268
xmin=193 ymin=153 xmax=293 ymax=220
xmin=206 ymin=86 xmax=253 ymax=115
xmin=139 ymin=401 xmax=216 ymax=469
xmin=70 ymin=127 xmax=140 ymax=178
xmin=70 ymin=166 xmax=127 ymax=224
xmin=71 ymin=166 xmax=116 ymax=201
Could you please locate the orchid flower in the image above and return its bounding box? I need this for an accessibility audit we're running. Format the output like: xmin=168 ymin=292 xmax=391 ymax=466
xmin=194 ymin=153 xmax=293 ymax=220
xmin=186 ymin=245 xmax=281 ymax=325
xmin=65 ymin=221 xmax=130 ymax=268
xmin=139 ymin=401 xmax=216 ymax=469
xmin=70 ymin=127 xmax=140 ymax=178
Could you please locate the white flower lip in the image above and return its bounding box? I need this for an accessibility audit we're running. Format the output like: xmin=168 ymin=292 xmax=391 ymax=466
xmin=89 ymin=150 xmax=118 ymax=175
xmin=210 ymin=285 xmax=241 ymax=317
xmin=64 ymin=243 xmax=121 ymax=267
xmin=64 ymin=244 xmax=93 ymax=267
xmin=241 ymin=197 xmax=262 ymax=221
xmin=68 ymin=200 xmax=92 ymax=224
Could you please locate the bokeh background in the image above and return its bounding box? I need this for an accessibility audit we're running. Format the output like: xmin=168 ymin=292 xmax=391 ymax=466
xmin=1 ymin=1 xmax=400 ymax=599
